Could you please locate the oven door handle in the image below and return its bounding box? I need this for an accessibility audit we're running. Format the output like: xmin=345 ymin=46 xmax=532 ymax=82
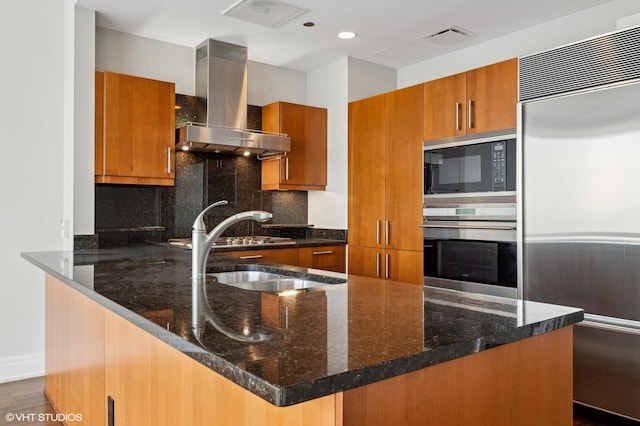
xmin=420 ymin=223 xmax=517 ymax=231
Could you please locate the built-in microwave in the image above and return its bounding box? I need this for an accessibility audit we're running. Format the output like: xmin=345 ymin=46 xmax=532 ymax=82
xmin=424 ymin=137 xmax=516 ymax=197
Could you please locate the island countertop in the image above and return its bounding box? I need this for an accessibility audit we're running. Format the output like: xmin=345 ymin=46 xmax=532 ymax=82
xmin=22 ymin=245 xmax=583 ymax=407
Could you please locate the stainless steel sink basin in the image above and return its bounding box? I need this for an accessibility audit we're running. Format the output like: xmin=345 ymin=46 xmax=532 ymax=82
xmin=207 ymin=270 xmax=347 ymax=293
xmin=208 ymin=270 xmax=288 ymax=284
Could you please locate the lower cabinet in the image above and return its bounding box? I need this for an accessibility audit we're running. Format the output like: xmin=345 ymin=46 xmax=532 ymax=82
xmin=348 ymin=246 xmax=423 ymax=285
xmin=45 ymin=274 xmax=337 ymax=426
xmin=221 ymin=245 xmax=345 ymax=273
xmin=219 ymin=247 xmax=299 ymax=265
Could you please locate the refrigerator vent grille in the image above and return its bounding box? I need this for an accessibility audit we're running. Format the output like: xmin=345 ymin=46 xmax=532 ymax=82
xmin=519 ymin=25 xmax=640 ymax=101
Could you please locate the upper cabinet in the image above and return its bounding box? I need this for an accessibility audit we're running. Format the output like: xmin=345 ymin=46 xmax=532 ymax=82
xmin=423 ymin=58 xmax=517 ymax=140
xmin=261 ymin=101 xmax=328 ymax=191
xmin=95 ymin=71 xmax=176 ymax=186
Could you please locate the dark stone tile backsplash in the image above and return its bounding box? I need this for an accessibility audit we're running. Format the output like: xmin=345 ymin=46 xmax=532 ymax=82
xmin=94 ymin=96 xmax=346 ymax=247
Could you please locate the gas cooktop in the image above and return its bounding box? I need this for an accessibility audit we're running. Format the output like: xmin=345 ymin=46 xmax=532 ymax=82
xmin=167 ymin=236 xmax=295 ymax=249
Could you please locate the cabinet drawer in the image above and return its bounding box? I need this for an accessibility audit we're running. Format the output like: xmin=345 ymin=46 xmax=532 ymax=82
xmin=298 ymin=245 xmax=345 ymax=272
xmin=220 ymin=248 xmax=299 ymax=266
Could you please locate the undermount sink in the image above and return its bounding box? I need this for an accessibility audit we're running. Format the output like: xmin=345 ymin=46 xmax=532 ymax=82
xmin=207 ymin=269 xmax=347 ymax=293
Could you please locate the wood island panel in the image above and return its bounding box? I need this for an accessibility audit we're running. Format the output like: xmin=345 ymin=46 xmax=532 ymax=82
xmin=342 ymin=326 xmax=573 ymax=426
xmin=44 ymin=275 xmax=106 ymax=425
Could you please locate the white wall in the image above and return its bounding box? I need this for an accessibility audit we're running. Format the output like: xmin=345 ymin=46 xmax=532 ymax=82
xmin=398 ymin=0 xmax=640 ymax=88
xmin=306 ymin=58 xmax=349 ymax=229
xmin=248 ymin=61 xmax=306 ymax=106
xmin=0 ymin=0 xmax=70 ymax=382
xmin=74 ymin=7 xmax=95 ymax=237
xmin=307 ymin=58 xmax=396 ymax=230
xmin=96 ymin=29 xmax=307 ymax=106
xmin=347 ymin=57 xmax=396 ymax=102
xmin=96 ymin=28 xmax=195 ymax=95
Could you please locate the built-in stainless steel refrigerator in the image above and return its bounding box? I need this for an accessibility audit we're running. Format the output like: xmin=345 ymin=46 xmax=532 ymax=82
xmin=519 ymin=26 xmax=640 ymax=421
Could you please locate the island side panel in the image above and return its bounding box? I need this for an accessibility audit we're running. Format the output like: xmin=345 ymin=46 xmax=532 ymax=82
xmin=342 ymin=326 xmax=573 ymax=426
xmin=45 ymin=275 xmax=106 ymax=425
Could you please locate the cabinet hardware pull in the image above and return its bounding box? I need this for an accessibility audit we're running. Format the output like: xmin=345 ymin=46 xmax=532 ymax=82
xmin=385 ymin=253 xmax=390 ymax=279
xmin=376 ymin=252 xmax=381 ymax=277
xmin=376 ymin=220 xmax=380 ymax=244
xmin=167 ymin=147 xmax=172 ymax=174
xmin=385 ymin=220 xmax=390 ymax=245
xmin=239 ymin=255 xmax=263 ymax=259
xmin=455 ymin=102 xmax=461 ymax=130
xmin=108 ymin=396 xmax=115 ymax=426
xmin=468 ymin=99 xmax=474 ymax=129
xmin=285 ymin=158 xmax=290 ymax=180
xmin=312 ymin=251 xmax=333 ymax=255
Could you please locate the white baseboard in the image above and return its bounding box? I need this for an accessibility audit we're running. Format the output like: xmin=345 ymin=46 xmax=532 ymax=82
xmin=0 ymin=353 xmax=45 ymax=383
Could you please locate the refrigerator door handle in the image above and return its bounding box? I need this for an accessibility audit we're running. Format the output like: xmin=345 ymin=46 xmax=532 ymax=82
xmin=579 ymin=313 xmax=640 ymax=336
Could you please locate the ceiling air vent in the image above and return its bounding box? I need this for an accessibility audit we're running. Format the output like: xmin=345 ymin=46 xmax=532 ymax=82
xmin=423 ymin=26 xmax=470 ymax=46
xmin=222 ymin=0 xmax=309 ymax=28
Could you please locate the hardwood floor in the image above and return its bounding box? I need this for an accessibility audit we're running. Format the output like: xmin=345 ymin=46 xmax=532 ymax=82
xmin=0 ymin=377 xmax=637 ymax=425
xmin=0 ymin=377 xmax=61 ymax=426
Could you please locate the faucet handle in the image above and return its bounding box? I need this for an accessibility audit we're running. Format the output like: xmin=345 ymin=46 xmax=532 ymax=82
xmin=192 ymin=200 xmax=229 ymax=232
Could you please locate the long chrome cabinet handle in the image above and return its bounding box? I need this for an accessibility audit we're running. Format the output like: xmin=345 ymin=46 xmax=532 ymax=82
xmin=468 ymin=99 xmax=474 ymax=129
xmin=455 ymin=102 xmax=461 ymax=131
xmin=385 ymin=220 xmax=390 ymax=245
xmin=167 ymin=147 xmax=172 ymax=174
xmin=312 ymin=251 xmax=334 ymax=255
xmin=376 ymin=220 xmax=381 ymax=244
xmin=285 ymin=158 xmax=290 ymax=180
xmin=385 ymin=253 xmax=390 ymax=279
xmin=239 ymin=255 xmax=263 ymax=260
xmin=376 ymin=252 xmax=380 ymax=277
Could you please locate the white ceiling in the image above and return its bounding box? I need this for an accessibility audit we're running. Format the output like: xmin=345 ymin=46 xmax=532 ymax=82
xmin=77 ymin=0 xmax=612 ymax=72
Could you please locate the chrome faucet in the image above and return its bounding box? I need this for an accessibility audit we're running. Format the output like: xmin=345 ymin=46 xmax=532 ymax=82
xmin=191 ymin=200 xmax=273 ymax=280
xmin=191 ymin=200 xmax=274 ymax=342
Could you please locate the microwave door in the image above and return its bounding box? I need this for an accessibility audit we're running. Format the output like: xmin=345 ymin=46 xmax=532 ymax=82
xmin=426 ymin=148 xmax=462 ymax=194
xmin=457 ymin=143 xmax=492 ymax=193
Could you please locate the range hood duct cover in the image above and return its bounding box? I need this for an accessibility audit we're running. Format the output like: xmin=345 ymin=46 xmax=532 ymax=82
xmin=176 ymin=39 xmax=290 ymax=156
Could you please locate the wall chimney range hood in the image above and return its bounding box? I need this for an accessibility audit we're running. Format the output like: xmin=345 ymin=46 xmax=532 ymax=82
xmin=176 ymin=39 xmax=290 ymax=157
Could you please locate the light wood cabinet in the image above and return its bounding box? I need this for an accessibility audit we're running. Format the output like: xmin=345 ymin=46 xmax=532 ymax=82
xmin=44 ymin=275 xmax=105 ymax=425
xmin=221 ymin=247 xmax=299 ymax=265
xmin=221 ymin=245 xmax=345 ymax=273
xmin=261 ymin=101 xmax=327 ymax=191
xmin=298 ymin=245 xmax=345 ymax=272
xmin=423 ymin=58 xmax=517 ymax=140
xmin=95 ymin=71 xmax=176 ymax=186
xmin=348 ymin=84 xmax=424 ymax=284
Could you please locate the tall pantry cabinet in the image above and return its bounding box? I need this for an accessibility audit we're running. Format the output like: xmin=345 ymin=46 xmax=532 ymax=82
xmin=348 ymin=84 xmax=424 ymax=285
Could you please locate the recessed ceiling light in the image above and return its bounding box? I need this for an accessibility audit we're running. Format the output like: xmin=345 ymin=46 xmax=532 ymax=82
xmin=338 ymin=31 xmax=357 ymax=40
xmin=303 ymin=21 xmax=315 ymax=27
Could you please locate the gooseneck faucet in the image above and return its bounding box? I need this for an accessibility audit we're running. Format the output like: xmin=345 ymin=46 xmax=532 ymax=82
xmin=191 ymin=200 xmax=274 ymax=343
xmin=191 ymin=200 xmax=273 ymax=281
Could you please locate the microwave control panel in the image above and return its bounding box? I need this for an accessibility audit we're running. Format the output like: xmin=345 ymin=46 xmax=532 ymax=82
xmin=492 ymin=142 xmax=507 ymax=190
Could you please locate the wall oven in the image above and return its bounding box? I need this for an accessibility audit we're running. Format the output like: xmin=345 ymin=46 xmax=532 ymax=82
xmin=422 ymin=204 xmax=517 ymax=298
xmin=422 ymin=132 xmax=518 ymax=298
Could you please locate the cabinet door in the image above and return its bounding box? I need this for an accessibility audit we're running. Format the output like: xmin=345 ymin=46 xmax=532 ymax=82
xmin=385 ymin=84 xmax=424 ymax=253
xmin=348 ymin=245 xmax=384 ymax=279
xmin=298 ymin=245 xmax=345 ymax=272
xmin=384 ymin=248 xmax=424 ymax=285
xmin=220 ymin=248 xmax=300 ymax=265
xmin=348 ymin=94 xmax=386 ymax=248
xmin=466 ymin=58 xmax=517 ymax=134
xmin=423 ymin=73 xmax=466 ymax=140
xmin=261 ymin=102 xmax=327 ymax=190
xmin=45 ymin=276 xmax=106 ymax=425
xmin=99 ymin=72 xmax=175 ymax=186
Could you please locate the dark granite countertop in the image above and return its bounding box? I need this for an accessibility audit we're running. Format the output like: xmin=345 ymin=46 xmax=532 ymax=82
xmin=22 ymin=246 xmax=583 ymax=407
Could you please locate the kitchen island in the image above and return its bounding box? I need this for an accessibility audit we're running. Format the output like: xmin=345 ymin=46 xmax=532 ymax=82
xmin=23 ymin=246 xmax=582 ymax=425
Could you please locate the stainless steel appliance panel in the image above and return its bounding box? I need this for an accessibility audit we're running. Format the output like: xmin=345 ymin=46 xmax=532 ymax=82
xmin=521 ymin=80 xmax=640 ymax=420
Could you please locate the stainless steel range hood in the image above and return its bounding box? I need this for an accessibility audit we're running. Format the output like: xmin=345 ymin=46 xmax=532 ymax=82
xmin=176 ymin=39 xmax=290 ymax=156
